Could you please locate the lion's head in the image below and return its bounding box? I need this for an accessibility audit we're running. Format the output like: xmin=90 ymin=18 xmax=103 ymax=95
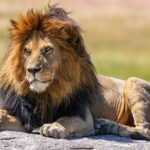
xmin=0 ymin=5 xmax=98 ymax=103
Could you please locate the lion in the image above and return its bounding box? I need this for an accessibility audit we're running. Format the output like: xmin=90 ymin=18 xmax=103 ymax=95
xmin=0 ymin=5 xmax=149 ymax=140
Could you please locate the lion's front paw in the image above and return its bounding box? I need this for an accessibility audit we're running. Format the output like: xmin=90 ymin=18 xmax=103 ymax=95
xmin=95 ymin=119 xmax=112 ymax=135
xmin=40 ymin=122 xmax=68 ymax=138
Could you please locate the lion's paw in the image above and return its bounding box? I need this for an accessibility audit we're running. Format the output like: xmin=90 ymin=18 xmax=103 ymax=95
xmin=95 ymin=119 xmax=112 ymax=135
xmin=40 ymin=122 xmax=68 ymax=138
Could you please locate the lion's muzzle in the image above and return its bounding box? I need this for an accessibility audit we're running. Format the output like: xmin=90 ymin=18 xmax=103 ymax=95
xmin=26 ymin=65 xmax=50 ymax=93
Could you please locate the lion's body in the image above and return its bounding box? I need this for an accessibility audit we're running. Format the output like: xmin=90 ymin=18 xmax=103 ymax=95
xmin=93 ymin=75 xmax=127 ymax=123
xmin=0 ymin=5 xmax=149 ymax=140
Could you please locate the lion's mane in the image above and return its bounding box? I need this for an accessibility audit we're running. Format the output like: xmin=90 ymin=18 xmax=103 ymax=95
xmin=0 ymin=5 xmax=99 ymax=131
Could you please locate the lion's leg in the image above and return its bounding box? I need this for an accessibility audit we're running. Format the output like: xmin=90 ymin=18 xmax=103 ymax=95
xmin=0 ymin=109 xmax=24 ymax=131
xmin=125 ymin=77 xmax=150 ymax=129
xmin=95 ymin=77 xmax=150 ymax=140
xmin=95 ymin=119 xmax=150 ymax=140
xmin=40 ymin=108 xmax=94 ymax=138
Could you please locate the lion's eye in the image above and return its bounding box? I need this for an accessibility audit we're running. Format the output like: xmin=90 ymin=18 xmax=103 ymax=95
xmin=24 ymin=48 xmax=31 ymax=56
xmin=44 ymin=47 xmax=53 ymax=56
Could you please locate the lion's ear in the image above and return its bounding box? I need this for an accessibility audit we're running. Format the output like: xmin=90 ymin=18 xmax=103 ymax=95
xmin=62 ymin=22 xmax=86 ymax=56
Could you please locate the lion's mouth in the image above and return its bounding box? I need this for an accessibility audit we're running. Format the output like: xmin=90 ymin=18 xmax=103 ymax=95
xmin=29 ymin=80 xmax=50 ymax=93
xmin=27 ymin=77 xmax=51 ymax=93
xmin=30 ymin=79 xmax=51 ymax=84
xmin=26 ymin=73 xmax=52 ymax=93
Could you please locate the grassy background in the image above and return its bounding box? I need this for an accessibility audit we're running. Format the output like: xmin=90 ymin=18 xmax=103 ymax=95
xmin=0 ymin=0 xmax=150 ymax=81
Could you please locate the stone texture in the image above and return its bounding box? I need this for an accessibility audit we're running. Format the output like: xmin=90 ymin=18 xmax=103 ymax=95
xmin=0 ymin=131 xmax=149 ymax=150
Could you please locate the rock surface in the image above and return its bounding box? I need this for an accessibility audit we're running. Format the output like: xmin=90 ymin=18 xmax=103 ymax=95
xmin=0 ymin=131 xmax=149 ymax=150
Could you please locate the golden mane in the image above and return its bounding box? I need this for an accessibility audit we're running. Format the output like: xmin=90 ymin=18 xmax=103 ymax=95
xmin=0 ymin=5 xmax=98 ymax=104
xmin=0 ymin=6 xmax=99 ymax=131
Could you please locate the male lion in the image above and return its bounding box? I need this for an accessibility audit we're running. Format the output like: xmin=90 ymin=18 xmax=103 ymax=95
xmin=0 ymin=5 xmax=150 ymax=140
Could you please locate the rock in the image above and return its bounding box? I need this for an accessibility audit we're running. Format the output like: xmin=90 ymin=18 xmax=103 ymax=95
xmin=0 ymin=131 xmax=149 ymax=150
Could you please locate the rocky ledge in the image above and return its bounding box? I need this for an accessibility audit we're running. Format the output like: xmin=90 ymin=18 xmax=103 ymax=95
xmin=0 ymin=131 xmax=149 ymax=150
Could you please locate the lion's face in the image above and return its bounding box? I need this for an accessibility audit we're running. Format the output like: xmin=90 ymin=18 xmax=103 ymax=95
xmin=24 ymin=35 xmax=61 ymax=93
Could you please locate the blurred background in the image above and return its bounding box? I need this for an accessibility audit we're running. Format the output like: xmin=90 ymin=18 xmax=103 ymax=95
xmin=0 ymin=0 xmax=150 ymax=80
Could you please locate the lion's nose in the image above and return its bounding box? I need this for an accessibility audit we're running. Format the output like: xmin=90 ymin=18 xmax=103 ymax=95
xmin=27 ymin=67 xmax=41 ymax=75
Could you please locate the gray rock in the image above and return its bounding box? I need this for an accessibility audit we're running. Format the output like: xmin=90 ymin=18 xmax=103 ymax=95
xmin=0 ymin=131 xmax=149 ymax=150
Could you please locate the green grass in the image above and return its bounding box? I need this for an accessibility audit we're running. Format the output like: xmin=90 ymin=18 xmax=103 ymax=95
xmin=92 ymin=51 xmax=150 ymax=81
